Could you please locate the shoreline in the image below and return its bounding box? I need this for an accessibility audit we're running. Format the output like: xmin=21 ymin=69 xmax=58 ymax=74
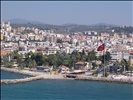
xmin=1 ymin=67 xmax=68 ymax=79
xmin=1 ymin=67 xmax=72 ymax=84
xmin=75 ymin=75 xmax=133 ymax=84
xmin=1 ymin=67 xmax=133 ymax=84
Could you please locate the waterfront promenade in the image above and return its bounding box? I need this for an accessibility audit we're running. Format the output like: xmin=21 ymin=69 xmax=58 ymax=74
xmin=1 ymin=67 xmax=133 ymax=84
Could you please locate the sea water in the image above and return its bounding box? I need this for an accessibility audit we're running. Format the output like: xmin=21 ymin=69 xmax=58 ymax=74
xmin=1 ymin=71 xmax=133 ymax=100
xmin=1 ymin=71 xmax=30 ymax=79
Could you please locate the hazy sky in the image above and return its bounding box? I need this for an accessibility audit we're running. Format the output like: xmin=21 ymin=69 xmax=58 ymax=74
xmin=1 ymin=1 xmax=133 ymax=26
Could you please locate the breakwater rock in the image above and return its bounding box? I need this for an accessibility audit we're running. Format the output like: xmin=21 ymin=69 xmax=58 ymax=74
xmin=1 ymin=67 xmax=41 ymax=76
xmin=1 ymin=76 xmax=43 ymax=84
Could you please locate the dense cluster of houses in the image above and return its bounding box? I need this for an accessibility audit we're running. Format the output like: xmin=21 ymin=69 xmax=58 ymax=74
xmin=1 ymin=22 xmax=133 ymax=69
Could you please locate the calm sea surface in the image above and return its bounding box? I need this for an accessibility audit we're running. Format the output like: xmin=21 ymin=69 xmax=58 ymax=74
xmin=1 ymin=71 xmax=133 ymax=100
xmin=1 ymin=71 xmax=30 ymax=79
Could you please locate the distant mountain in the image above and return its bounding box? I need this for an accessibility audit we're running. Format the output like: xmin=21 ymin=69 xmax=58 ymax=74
xmin=62 ymin=23 xmax=118 ymax=27
xmin=61 ymin=23 xmax=79 ymax=26
xmin=5 ymin=19 xmax=118 ymax=27
xmin=5 ymin=19 xmax=46 ymax=24
xmin=90 ymin=23 xmax=118 ymax=27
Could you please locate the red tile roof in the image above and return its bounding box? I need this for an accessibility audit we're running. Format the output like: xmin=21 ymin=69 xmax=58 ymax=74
xmin=59 ymin=65 xmax=69 ymax=69
xmin=1 ymin=49 xmax=11 ymax=56
xmin=129 ymin=51 xmax=133 ymax=54
xmin=75 ymin=61 xmax=84 ymax=65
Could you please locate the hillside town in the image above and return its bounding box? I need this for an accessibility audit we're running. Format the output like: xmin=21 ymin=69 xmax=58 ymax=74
xmin=1 ymin=22 xmax=133 ymax=77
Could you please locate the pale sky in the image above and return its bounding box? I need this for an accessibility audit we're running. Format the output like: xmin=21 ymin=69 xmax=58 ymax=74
xmin=1 ymin=1 xmax=133 ymax=26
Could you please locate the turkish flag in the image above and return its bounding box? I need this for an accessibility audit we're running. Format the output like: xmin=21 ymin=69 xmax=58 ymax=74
xmin=97 ymin=44 xmax=105 ymax=51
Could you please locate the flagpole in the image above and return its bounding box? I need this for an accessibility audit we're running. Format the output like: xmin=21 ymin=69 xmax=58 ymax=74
xmin=97 ymin=40 xmax=105 ymax=77
xmin=103 ymin=44 xmax=105 ymax=77
xmin=103 ymin=38 xmax=105 ymax=77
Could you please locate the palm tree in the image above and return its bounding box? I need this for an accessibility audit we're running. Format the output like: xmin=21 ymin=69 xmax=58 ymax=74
xmin=129 ymin=64 xmax=133 ymax=75
xmin=120 ymin=59 xmax=127 ymax=73
xmin=6 ymin=61 xmax=13 ymax=68
xmin=32 ymin=60 xmax=37 ymax=68
xmin=114 ymin=60 xmax=120 ymax=74
xmin=19 ymin=62 xmax=26 ymax=70
xmin=126 ymin=61 xmax=131 ymax=71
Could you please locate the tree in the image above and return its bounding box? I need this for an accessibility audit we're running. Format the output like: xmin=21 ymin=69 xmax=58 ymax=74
xmin=120 ymin=59 xmax=131 ymax=72
xmin=114 ymin=60 xmax=120 ymax=67
xmin=97 ymin=55 xmax=102 ymax=61
xmin=87 ymin=50 xmax=97 ymax=61
xmin=120 ymin=59 xmax=127 ymax=73
xmin=105 ymin=51 xmax=111 ymax=62
xmin=75 ymin=52 xmax=81 ymax=61
xmin=129 ymin=64 xmax=133 ymax=75
xmin=114 ymin=60 xmax=120 ymax=74
xmin=42 ymin=55 xmax=48 ymax=66
xmin=5 ymin=61 xmax=13 ymax=68
xmin=55 ymin=59 xmax=63 ymax=67
xmin=67 ymin=59 xmax=73 ymax=69
xmin=28 ymin=60 xmax=34 ymax=68
xmin=32 ymin=60 xmax=37 ymax=67
xmin=81 ymin=55 xmax=87 ymax=61
xmin=114 ymin=60 xmax=120 ymax=71
xmin=70 ymin=51 xmax=78 ymax=67
xmin=92 ymin=62 xmax=97 ymax=69
xmin=105 ymin=72 xmax=109 ymax=77
xmin=19 ymin=61 xmax=26 ymax=69
xmin=101 ymin=52 xmax=111 ymax=64
xmin=80 ymin=50 xmax=87 ymax=61
xmin=126 ymin=61 xmax=131 ymax=71
xmin=2 ymin=54 xmax=14 ymax=68
xmin=35 ymin=53 xmax=43 ymax=66
xmin=81 ymin=49 xmax=85 ymax=55
xmin=2 ymin=55 xmax=9 ymax=66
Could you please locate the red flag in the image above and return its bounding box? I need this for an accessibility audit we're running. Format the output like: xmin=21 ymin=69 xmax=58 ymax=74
xmin=97 ymin=44 xmax=105 ymax=51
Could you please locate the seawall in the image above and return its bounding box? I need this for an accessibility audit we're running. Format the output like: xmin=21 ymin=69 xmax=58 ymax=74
xmin=75 ymin=76 xmax=133 ymax=84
